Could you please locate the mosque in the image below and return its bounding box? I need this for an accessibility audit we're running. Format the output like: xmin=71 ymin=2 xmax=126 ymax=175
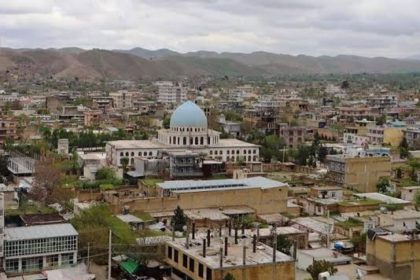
xmin=106 ymin=101 xmax=260 ymax=167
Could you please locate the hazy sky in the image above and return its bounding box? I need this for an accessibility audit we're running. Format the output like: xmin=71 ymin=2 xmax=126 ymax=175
xmin=0 ymin=0 xmax=419 ymax=57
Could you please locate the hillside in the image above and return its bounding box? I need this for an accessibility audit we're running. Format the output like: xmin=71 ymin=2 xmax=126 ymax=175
xmin=1 ymin=47 xmax=420 ymax=81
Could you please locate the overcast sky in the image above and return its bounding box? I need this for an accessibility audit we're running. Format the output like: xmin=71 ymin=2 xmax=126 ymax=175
xmin=0 ymin=0 xmax=419 ymax=58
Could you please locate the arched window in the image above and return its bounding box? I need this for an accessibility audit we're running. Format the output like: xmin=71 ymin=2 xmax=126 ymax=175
xmin=195 ymin=137 xmax=198 ymax=145
xmin=138 ymin=152 xmax=141 ymax=156
xmin=131 ymin=152 xmax=134 ymax=156
xmin=125 ymin=152 xmax=129 ymax=156
xmin=183 ymin=137 xmax=187 ymax=145
xmin=149 ymin=151 xmax=153 ymax=156
xmin=200 ymin=137 xmax=204 ymax=145
xmin=120 ymin=152 xmax=123 ymax=156
xmin=143 ymin=152 xmax=147 ymax=156
xmin=190 ymin=137 xmax=193 ymax=145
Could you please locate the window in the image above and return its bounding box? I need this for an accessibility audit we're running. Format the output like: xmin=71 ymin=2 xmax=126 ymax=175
xmin=206 ymin=267 xmax=212 ymax=280
xmin=189 ymin=258 xmax=195 ymax=272
xmin=125 ymin=152 xmax=129 ymax=156
xmin=198 ymin=263 xmax=204 ymax=277
xmin=167 ymin=246 xmax=173 ymax=259
xmin=174 ymin=249 xmax=179 ymax=263
xmin=183 ymin=254 xmax=188 ymax=268
xmin=131 ymin=152 xmax=134 ymax=156
xmin=149 ymin=151 xmax=152 ymax=156
xmin=120 ymin=152 xmax=123 ymax=157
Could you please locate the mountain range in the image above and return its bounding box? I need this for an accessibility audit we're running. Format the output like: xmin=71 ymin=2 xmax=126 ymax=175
xmin=1 ymin=47 xmax=420 ymax=81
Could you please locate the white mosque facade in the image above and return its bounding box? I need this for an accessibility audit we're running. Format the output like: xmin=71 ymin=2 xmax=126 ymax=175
xmin=106 ymin=101 xmax=260 ymax=167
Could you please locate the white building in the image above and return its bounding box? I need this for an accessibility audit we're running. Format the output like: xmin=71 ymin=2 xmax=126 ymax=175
xmin=3 ymin=223 xmax=78 ymax=274
xmin=156 ymin=81 xmax=187 ymax=104
xmin=106 ymin=101 xmax=259 ymax=167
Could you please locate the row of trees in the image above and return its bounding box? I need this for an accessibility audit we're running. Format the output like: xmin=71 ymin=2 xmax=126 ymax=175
xmin=40 ymin=127 xmax=148 ymax=150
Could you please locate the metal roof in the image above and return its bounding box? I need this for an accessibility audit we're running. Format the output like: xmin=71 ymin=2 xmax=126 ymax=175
xmin=5 ymin=223 xmax=78 ymax=241
xmin=157 ymin=176 xmax=287 ymax=191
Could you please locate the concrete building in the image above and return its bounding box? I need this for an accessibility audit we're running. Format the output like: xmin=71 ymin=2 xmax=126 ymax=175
xmin=165 ymin=234 xmax=295 ymax=280
xmin=218 ymin=115 xmax=241 ymax=138
xmin=105 ymin=177 xmax=289 ymax=216
xmin=0 ymin=117 xmax=17 ymax=146
xmin=326 ymin=154 xmax=391 ymax=193
xmin=169 ymin=151 xmax=203 ymax=179
xmin=106 ymin=101 xmax=259 ymax=167
xmin=156 ymin=81 xmax=187 ymax=104
xmin=401 ymin=186 xmax=420 ymax=202
xmin=276 ymin=124 xmax=306 ymax=148
xmin=367 ymin=229 xmax=420 ymax=280
xmin=110 ymin=90 xmax=133 ymax=109
xmin=406 ymin=127 xmax=420 ymax=148
xmin=379 ymin=210 xmax=420 ymax=233
xmin=3 ymin=223 xmax=78 ymax=274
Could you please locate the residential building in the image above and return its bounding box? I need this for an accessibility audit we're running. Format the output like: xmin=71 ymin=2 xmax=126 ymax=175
xmin=110 ymin=90 xmax=133 ymax=109
xmin=156 ymin=81 xmax=187 ymax=104
xmin=379 ymin=210 xmax=420 ymax=233
xmin=277 ymin=124 xmax=306 ymax=148
xmin=326 ymin=155 xmax=391 ymax=192
xmin=401 ymin=186 xmax=420 ymax=202
xmin=218 ymin=115 xmax=241 ymax=138
xmin=367 ymin=229 xmax=420 ymax=280
xmin=0 ymin=117 xmax=17 ymax=145
xmin=405 ymin=127 xmax=420 ymax=148
xmin=367 ymin=95 xmax=398 ymax=113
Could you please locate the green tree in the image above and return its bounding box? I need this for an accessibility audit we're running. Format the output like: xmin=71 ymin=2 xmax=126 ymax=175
xmin=95 ymin=167 xmax=116 ymax=180
xmin=260 ymin=135 xmax=285 ymax=162
xmin=276 ymin=235 xmax=292 ymax=255
xmin=223 ymin=273 xmax=236 ymax=280
xmin=415 ymin=191 xmax=420 ymax=210
xmin=172 ymin=206 xmax=187 ymax=232
xmin=399 ymin=137 xmax=409 ymax=159
xmin=376 ymin=177 xmax=391 ymax=193
xmin=121 ymin=157 xmax=129 ymax=174
xmin=306 ymin=260 xmax=338 ymax=280
xmin=162 ymin=116 xmax=170 ymax=129
xmin=351 ymin=232 xmax=367 ymax=253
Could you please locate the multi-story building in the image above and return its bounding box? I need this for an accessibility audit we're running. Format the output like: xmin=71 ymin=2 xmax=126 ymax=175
xmin=168 ymin=151 xmax=203 ymax=179
xmin=165 ymin=234 xmax=295 ymax=280
xmin=367 ymin=95 xmax=398 ymax=113
xmin=338 ymin=107 xmax=373 ymax=121
xmin=84 ymin=110 xmax=102 ymax=127
xmin=367 ymin=125 xmax=405 ymax=147
xmin=106 ymin=101 xmax=259 ymax=167
xmin=0 ymin=117 xmax=17 ymax=145
xmin=326 ymin=154 xmax=391 ymax=193
xmin=277 ymin=124 xmax=306 ymax=148
xmin=156 ymin=81 xmax=187 ymax=104
xmin=110 ymin=90 xmax=133 ymax=109
xmin=405 ymin=127 xmax=420 ymax=148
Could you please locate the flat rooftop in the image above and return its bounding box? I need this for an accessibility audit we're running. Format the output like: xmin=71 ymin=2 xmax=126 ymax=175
xmin=158 ymin=176 xmax=287 ymax=192
xmin=5 ymin=223 xmax=78 ymax=241
xmin=107 ymin=138 xmax=258 ymax=150
xmin=354 ymin=193 xmax=410 ymax=205
xmin=167 ymin=234 xmax=293 ymax=270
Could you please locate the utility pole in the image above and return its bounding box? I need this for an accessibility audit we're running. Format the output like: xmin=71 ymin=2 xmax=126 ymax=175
xmin=108 ymin=229 xmax=112 ymax=280
xmin=87 ymin=242 xmax=90 ymax=271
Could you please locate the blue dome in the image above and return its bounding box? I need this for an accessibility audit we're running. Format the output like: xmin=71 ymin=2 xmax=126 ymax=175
xmin=170 ymin=101 xmax=208 ymax=128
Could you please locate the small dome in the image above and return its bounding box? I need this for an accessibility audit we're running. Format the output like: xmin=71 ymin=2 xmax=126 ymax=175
xmin=170 ymin=101 xmax=208 ymax=128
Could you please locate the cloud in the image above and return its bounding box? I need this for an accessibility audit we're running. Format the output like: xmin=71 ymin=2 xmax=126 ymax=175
xmin=0 ymin=0 xmax=419 ymax=57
